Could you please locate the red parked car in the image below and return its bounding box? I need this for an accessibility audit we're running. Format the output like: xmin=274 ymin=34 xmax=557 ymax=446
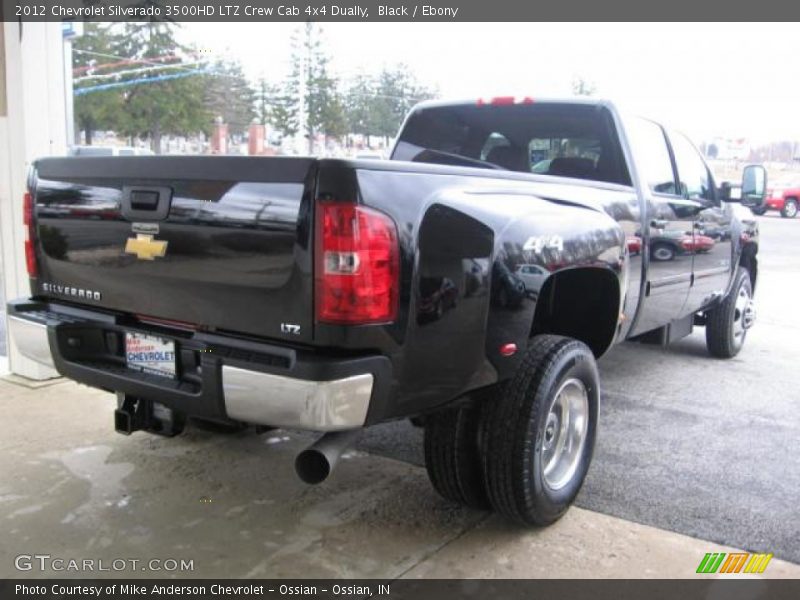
xmin=626 ymin=235 xmax=642 ymax=255
xmin=684 ymin=233 xmax=715 ymax=253
xmin=649 ymin=230 xmax=715 ymax=261
xmin=751 ymin=181 xmax=799 ymax=218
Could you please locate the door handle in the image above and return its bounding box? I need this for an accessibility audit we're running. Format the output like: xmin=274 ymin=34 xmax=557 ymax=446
xmin=121 ymin=186 xmax=173 ymax=221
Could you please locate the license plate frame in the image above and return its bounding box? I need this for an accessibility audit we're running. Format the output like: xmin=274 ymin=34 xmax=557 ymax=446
xmin=125 ymin=332 xmax=177 ymax=379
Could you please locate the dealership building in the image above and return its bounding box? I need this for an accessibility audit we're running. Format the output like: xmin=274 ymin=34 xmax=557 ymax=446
xmin=1 ymin=22 xmax=66 ymax=380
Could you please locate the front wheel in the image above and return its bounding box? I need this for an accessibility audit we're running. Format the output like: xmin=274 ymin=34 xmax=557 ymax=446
xmin=705 ymin=268 xmax=755 ymax=358
xmin=750 ymin=206 xmax=767 ymax=216
xmin=481 ymin=335 xmax=599 ymax=526
xmin=781 ymin=198 xmax=798 ymax=219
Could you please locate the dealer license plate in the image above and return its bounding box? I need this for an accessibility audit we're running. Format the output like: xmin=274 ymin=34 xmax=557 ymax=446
xmin=125 ymin=332 xmax=176 ymax=379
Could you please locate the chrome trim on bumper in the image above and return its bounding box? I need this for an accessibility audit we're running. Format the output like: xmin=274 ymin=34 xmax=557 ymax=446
xmin=7 ymin=316 xmax=55 ymax=369
xmin=222 ymin=366 xmax=373 ymax=431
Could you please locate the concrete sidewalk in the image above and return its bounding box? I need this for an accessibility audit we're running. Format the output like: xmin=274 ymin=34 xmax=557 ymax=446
xmin=1 ymin=377 xmax=798 ymax=579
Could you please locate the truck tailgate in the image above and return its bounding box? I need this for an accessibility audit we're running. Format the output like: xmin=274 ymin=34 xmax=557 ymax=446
xmin=31 ymin=156 xmax=316 ymax=344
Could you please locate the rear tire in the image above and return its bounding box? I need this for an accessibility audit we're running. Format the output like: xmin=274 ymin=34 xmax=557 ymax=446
xmin=750 ymin=206 xmax=767 ymax=216
xmin=706 ymin=268 xmax=754 ymax=358
xmin=480 ymin=335 xmax=599 ymax=526
xmin=424 ymin=404 xmax=489 ymax=510
xmin=781 ymin=198 xmax=797 ymax=219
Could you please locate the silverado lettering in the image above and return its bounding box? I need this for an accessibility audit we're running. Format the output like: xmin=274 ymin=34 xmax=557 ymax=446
xmin=41 ymin=282 xmax=101 ymax=301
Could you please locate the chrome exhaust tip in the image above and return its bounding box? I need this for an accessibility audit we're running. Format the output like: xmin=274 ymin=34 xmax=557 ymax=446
xmin=295 ymin=430 xmax=360 ymax=485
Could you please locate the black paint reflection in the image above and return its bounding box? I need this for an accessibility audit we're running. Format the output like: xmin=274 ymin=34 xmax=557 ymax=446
xmin=491 ymin=260 xmax=527 ymax=309
xmin=402 ymin=205 xmax=494 ymax=409
xmin=37 ymin=180 xmax=120 ymax=221
xmin=417 ymin=277 xmax=458 ymax=323
xmin=31 ymin=175 xmax=313 ymax=344
xmin=37 ymin=178 xmax=304 ymax=233
xmin=169 ymin=182 xmax=302 ymax=231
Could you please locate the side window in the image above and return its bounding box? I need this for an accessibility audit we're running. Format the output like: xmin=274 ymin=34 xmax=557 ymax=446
xmin=625 ymin=118 xmax=677 ymax=195
xmin=669 ymin=132 xmax=713 ymax=201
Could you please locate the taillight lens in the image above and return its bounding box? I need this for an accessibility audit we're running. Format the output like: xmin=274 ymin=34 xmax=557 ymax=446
xmin=25 ymin=241 xmax=37 ymax=276
xmin=23 ymin=192 xmax=38 ymax=277
xmin=315 ymin=201 xmax=399 ymax=324
xmin=23 ymin=191 xmax=34 ymax=226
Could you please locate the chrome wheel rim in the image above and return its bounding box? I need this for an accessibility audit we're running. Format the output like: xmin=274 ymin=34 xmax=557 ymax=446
xmin=732 ymin=283 xmax=753 ymax=345
xmin=786 ymin=201 xmax=798 ymax=217
xmin=542 ymin=378 xmax=589 ymax=491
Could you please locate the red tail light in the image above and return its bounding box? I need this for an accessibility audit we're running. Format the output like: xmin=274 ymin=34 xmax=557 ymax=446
xmin=315 ymin=201 xmax=399 ymax=324
xmin=488 ymin=96 xmax=515 ymax=106
xmin=23 ymin=192 xmax=34 ymax=226
xmin=25 ymin=241 xmax=37 ymax=277
xmin=23 ymin=192 xmax=38 ymax=277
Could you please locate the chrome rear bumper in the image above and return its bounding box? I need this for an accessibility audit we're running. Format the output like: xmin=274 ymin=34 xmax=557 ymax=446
xmin=7 ymin=302 xmax=380 ymax=432
xmin=7 ymin=316 xmax=55 ymax=369
xmin=222 ymin=367 xmax=373 ymax=431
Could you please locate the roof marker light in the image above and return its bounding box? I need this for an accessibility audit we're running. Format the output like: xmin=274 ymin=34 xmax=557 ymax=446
xmin=476 ymin=96 xmax=536 ymax=106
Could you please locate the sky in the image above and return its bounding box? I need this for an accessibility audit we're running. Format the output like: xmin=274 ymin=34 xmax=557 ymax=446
xmin=180 ymin=22 xmax=800 ymax=145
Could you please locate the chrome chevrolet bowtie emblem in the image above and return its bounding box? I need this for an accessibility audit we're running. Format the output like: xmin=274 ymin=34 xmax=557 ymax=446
xmin=125 ymin=234 xmax=168 ymax=261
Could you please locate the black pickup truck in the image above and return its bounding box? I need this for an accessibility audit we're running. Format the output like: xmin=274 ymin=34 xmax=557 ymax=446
xmin=8 ymin=99 xmax=765 ymax=526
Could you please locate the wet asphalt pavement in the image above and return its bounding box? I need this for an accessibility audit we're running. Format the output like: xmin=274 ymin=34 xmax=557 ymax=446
xmin=357 ymin=212 xmax=800 ymax=564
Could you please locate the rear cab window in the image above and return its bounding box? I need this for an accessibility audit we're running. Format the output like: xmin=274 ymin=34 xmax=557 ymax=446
xmin=392 ymin=101 xmax=632 ymax=186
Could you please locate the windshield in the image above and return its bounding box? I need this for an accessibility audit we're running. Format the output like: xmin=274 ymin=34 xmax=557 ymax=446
xmin=392 ymin=102 xmax=631 ymax=186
